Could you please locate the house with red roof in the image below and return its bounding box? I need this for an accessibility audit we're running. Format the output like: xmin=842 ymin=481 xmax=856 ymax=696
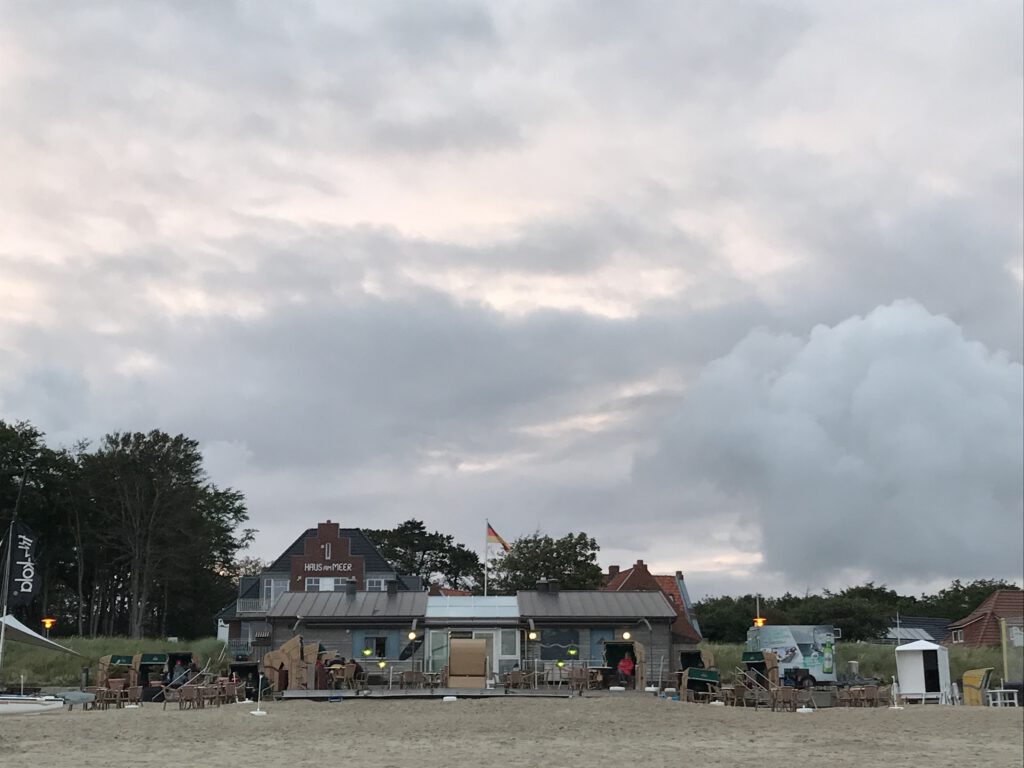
xmin=601 ymin=560 xmax=703 ymax=665
xmin=947 ymin=589 xmax=1024 ymax=647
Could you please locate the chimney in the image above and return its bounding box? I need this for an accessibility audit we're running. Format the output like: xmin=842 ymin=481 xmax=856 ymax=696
xmin=386 ymin=580 xmax=399 ymax=596
xmin=675 ymin=571 xmax=683 ymax=580
xmin=635 ymin=559 xmax=645 ymax=567
xmin=547 ymin=579 xmax=560 ymax=594
xmin=536 ymin=578 xmax=549 ymax=593
xmin=608 ymin=565 xmax=620 ymax=578
xmin=344 ymin=580 xmax=357 ymax=595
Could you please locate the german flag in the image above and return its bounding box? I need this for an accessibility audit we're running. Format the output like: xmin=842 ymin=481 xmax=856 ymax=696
xmin=486 ymin=522 xmax=510 ymax=552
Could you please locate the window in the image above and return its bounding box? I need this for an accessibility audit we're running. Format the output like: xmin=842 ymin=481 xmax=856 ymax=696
xmin=363 ymin=635 xmax=387 ymax=658
xmin=305 ymin=577 xmax=320 ymax=592
xmin=333 ymin=578 xmax=351 ymax=591
xmin=365 ymin=578 xmax=385 ymax=592
xmin=539 ymin=629 xmax=579 ymax=661
xmin=263 ymin=578 xmax=288 ymax=604
xmin=951 ymin=629 xmax=964 ymax=644
xmin=322 ymin=542 xmax=332 ymax=560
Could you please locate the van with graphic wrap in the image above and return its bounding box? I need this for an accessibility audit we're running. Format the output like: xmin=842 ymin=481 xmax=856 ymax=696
xmin=745 ymin=624 xmax=841 ymax=687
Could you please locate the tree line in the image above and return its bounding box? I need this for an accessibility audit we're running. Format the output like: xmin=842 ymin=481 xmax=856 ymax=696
xmin=693 ymin=580 xmax=1022 ymax=642
xmin=0 ymin=420 xmax=252 ymax=640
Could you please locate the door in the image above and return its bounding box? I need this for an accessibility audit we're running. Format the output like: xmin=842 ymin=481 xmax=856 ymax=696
xmin=922 ymin=650 xmax=940 ymax=693
xmin=473 ymin=631 xmax=495 ymax=679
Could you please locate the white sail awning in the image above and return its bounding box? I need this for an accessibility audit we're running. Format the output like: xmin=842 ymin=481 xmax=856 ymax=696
xmin=1 ymin=614 xmax=82 ymax=657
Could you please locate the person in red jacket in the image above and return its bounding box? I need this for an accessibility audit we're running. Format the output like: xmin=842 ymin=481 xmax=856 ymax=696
xmin=616 ymin=652 xmax=635 ymax=688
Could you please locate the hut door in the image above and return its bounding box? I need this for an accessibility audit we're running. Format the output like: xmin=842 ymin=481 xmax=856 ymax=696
xmin=922 ymin=650 xmax=940 ymax=693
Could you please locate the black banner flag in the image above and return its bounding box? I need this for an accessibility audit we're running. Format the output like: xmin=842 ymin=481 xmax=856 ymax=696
xmin=7 ymin=522 xmax=40 ymax=607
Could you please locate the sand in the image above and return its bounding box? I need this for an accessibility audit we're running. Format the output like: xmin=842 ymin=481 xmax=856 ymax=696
xmin=1 ymin=696 xmax=1021 ymax=768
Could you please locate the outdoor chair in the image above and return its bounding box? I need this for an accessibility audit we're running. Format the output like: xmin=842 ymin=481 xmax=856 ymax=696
xmin=795 ymin=688 xmax=813 ymax=710
xmin=126 ymin=686 xmax=143 ymax=706
xmin=568 ymin=667 xmax=589 ymax=693
xmin=160 ymin=686 xmax=180 ymax=710
xmin=200 ymin=685 xmax=220 ymax=708
xmin=862 ymin=684 xmax=879 ymax=708
xmin=876 ymin=685 xmax=891 ymax=707
xmin=771 ymin=686 xmax=796 ymax=712
xmin=836 ymin=688 xmax=852 ymax=707
xmin=178 ymin=685 xmax=199 ymax=710
xmin=341 ymin=663 xmax=358 ymax=690
xmin=400 ymin=670 xmax=425 ymax=690
xmin=505 ymin=670 xmax=525 ymax=690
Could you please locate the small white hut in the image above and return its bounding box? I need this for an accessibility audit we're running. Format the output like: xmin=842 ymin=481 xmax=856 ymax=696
xmin=894 ymin=639 xmax=951 ymax=703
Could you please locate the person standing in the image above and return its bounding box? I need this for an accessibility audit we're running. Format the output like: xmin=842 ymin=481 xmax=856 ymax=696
xmin=616 ymin=652 xmax=635 ymax=688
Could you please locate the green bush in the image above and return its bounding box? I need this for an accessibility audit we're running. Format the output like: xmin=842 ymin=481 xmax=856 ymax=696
xmin=1 ymin=636 xmax=227 ymax=688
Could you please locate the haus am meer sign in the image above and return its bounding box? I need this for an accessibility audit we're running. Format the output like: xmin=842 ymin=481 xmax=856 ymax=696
xmin=290 ymin=521 xmax=365 ymax=590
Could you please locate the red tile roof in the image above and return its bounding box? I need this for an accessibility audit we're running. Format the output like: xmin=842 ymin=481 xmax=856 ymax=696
xmin=949 ymin=589 xmax=1024 ymax=647
xmin=601 ymin=562 xmax=702 ymax=644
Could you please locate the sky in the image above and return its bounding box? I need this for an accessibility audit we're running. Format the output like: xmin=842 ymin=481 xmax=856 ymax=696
xmin=1 ymin=1 xmax=1021 ymax=599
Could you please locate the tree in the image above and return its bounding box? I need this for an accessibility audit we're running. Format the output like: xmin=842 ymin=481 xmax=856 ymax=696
xmin=364 ymin=519 xmax=483 ymax=590
xmin=489 ymin=531 xmax=603 ymax=593
xmin=916 ymin=579 xmax=1022 ymax=620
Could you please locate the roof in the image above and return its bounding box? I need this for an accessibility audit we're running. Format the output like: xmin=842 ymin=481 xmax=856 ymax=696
xmin=884 ymin=616 xmax=950 ymax=644
xmin=266 ymin=527 xmax=394 ymax=574
xmin=950 ymin=590 xmax=1024 ymax=628
xmin=518 ymin=590 xmax=677 ymax=620
xmin=426 ymin=596 xmax=519 ymax=620
xmin=895 ymin=639 xmax=944 ymax=652
xmin=267 ymin=590 xmax=427 ymax=620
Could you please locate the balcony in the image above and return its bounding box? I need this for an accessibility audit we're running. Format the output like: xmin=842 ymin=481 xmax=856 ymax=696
xmin=236 ymin=598 xmax=270 ymax=614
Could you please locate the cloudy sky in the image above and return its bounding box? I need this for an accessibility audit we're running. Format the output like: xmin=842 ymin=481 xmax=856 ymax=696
xmin=2 ymin=1 xmax=1021 ymax=598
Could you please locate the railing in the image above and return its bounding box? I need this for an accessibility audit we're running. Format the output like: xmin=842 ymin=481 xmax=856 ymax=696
xmin=236 ymin=598 xmax=269 ymax=614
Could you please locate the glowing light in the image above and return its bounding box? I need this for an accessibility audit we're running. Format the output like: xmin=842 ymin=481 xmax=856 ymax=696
xmin=622 ymin=631 xmax=631 ymax=640
xmin=527 ymin=631 xmax=537 ymax=641
xmin=754 ymin=617 xmax=766 ymax=628
xmin=362 ymin=648 xmax=373 ymax=657
xmin=556 ymin=660 xmax=565 ymax=668
xmin=41 ymin=617 xmax=56 ymax=630
xmin=568 ymin=647 xmax=578 ymax=656
xmin=408 ymin=631 xmax=417 ymax=640
xmin=377 ymin=660 xmax=387 ymax=670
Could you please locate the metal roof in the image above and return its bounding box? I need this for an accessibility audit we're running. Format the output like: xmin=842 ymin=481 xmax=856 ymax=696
xmin=517 ymin=590 xmax=677 ymax=620
xmin=884 ymin=627 xmax=935 ymax=643
xmin=267 ymin=590 xmax=427 ymax=619
xmin=426 ymin=596 xmax=519 ymax=620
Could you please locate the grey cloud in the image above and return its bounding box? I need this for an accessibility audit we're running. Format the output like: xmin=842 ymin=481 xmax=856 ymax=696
xmin=633 ymin=300 xmax=1024 ymax=585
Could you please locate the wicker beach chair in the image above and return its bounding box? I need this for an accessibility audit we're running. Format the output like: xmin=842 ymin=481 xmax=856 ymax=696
xmin=771 ymin=686 xmax=796 ymax=712
xmin=505 ymin=670 xmax=525 ymax=690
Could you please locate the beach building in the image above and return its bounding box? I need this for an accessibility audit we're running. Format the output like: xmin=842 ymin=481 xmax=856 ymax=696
xmin=223 ymin=520 xmax=698 ymax=688
xmin=948 ymin=589 xmax=1024 ymax=647
xmin=601 ymin=560 xmax=703 ymax=668
xmin=216 ymin=521 xmax=422 ymax=657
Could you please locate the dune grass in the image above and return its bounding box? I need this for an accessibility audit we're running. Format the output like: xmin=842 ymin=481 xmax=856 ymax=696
xmin=701 ymin=642 xmax=1008 ymax=683
xmin=2 ymin=636 xmax=227 ymax=688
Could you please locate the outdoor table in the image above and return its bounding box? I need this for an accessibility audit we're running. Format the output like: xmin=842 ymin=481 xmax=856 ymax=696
xmin=986 ymin=689 xmax=1019 ymax=707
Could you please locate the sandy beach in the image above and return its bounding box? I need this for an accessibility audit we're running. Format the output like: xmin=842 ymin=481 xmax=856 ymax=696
xmin=1 ymin=696 xmax=1021 ymax=768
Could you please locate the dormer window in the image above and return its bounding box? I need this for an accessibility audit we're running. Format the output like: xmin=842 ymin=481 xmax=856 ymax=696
xmin=322 ymin=542 xmax=332 ymax=560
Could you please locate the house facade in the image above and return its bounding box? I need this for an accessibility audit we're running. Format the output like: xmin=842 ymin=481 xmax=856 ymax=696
xmin=947 ymin=589 xmax=1024 ymax=647
xmin=216 ymin=520 xmax=421 ymax=655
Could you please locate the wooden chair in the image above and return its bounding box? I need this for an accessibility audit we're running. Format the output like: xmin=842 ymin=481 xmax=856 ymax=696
xmin=876 ymin=685 xmax=891 ymax=707
xmin=341 ymin=663 xmax=358 ymax=690
xmin=568 ymin=667 xmax=589 ymax=693
xmin=178 ymin=685 xmax=199 ymax=710
xmin=862 ymin=684 xmax=879 ymax=708
xmin=126 ymin=686 xmax=143 ymax=706
xmin=505 ymin=670 xmax=525 ymax=690
xmin=771 ymin=686 xmax=796 ymax=712
xmin=400 ymin=670 xmax=425 ymax=690
xmin=836 ymin=688 xmax=852 ymax=707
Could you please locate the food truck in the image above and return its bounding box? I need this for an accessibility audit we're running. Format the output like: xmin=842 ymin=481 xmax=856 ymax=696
xmin=746 ymin=624 xmax=840 ymax=687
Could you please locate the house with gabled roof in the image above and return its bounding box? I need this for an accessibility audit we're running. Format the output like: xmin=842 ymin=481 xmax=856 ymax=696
xmin=216 ymin=520 xmax=421 ymax=656
xmin=601 ymin=560 xmax=703 ymax=666
xmin=947 ymin=589 xmax=1024 ymax=647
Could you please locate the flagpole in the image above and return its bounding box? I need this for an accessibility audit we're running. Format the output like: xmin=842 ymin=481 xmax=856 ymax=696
xmin=0 ymin=468 xmax=30 ymax=682
xmin=483 ymin=520 xmax=488 ymax=597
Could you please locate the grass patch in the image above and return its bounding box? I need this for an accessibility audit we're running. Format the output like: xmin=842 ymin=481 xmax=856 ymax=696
xmin=2 ymin=636 xmax=227 ymax=688
xmin=701 ymin=642 xmax=1008 ymax=684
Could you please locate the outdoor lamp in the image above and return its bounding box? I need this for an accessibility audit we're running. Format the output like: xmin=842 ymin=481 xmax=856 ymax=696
xmin=362 ymin=648 xmax=373 ymax=657
xmin=568 ymin=647 xmax=578 ymax=657
xmin=377 ymin=660 xmax=387 ymax=670
xmin=556 ymin=660 xmax=565 ymax=668
xmin=622 ymin=631 xmax=631 ymax=640
xmin=408 ymin=631 xmax=417 ymax=640
xmin=41 ymin=617 xmax=56 ymax=630
xmin=527 ymin=631 xmax=538 ymax=641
